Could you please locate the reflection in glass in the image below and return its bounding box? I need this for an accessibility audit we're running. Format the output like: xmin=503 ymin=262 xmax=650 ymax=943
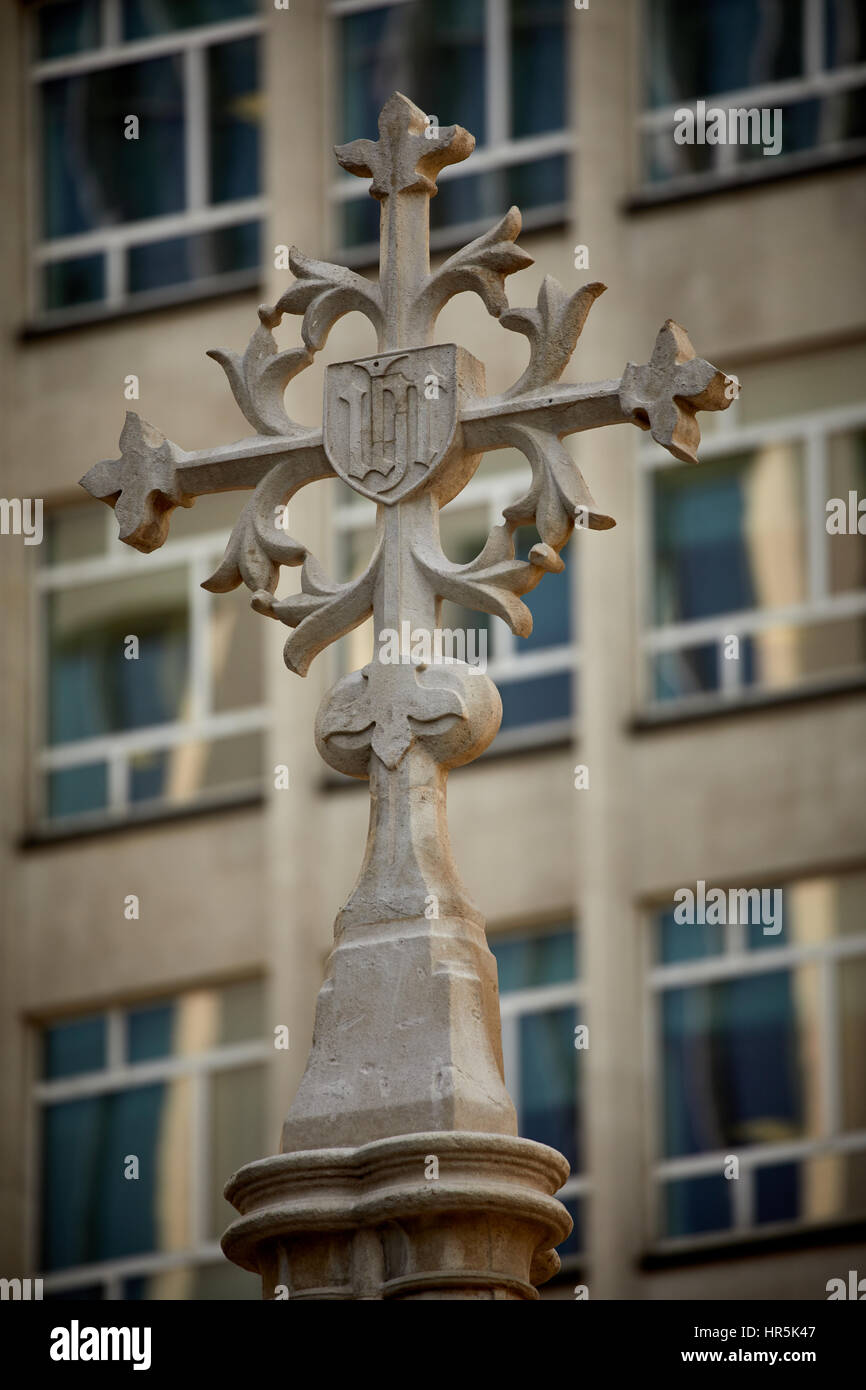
xmin=47 ymin=570 xmax=189 ymax=745
xmin=41 ymin=1080 xmax=192 ymax=1270
xmin=652 ymin=446 xmax=806 ymax=627
xmin=41 ymin=58 xmax=186 ymax=239
xmin=661 ymin=967 xmax=819 ymax=1157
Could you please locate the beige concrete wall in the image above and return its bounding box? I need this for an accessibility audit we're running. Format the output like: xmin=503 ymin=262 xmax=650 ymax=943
xmin=0 ymin=0 xmax=864 ymax=1300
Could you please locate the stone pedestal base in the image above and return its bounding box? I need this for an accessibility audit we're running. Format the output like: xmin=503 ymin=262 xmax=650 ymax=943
xmin=222 ymin=1132 xmax=572 ymax=1300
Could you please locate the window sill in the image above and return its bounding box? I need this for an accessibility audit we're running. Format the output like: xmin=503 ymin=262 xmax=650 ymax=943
xmin=631 ymin=671 xmax=866 ymax=734
xmin=20 ymin=785 xmax=265 ymax=849
xmin=641 ymin=1216 xmax=866 ymax=1271
xmin=19 ymin=268 xmax=264 ymax=341
xmin=625 ymin=144 xmax=866 ymax=214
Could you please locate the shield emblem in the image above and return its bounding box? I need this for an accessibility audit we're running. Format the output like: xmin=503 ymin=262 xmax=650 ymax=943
xmin=323 ymin=344 xmax=458 ymax=504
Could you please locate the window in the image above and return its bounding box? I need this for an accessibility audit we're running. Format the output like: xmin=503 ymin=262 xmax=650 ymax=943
xmin=642 ymin=405 xmax=866 ymax=710
xmin=639 ymin=0 xmax=866 ymax=194
xmin=490 ymin=921 xmax=584 ymax=1263
xmin=37 ymin=496 xmax=267 ymax=826
xmin=649 ymin=870 xmax=866 ymax=1245
xmin=331 ymin=0 xmax=570 ymax=258
xmin=36 ymin=979 xmax=268 ymax=1298
xmin=31 ymin=0 xmax=264 ymax=320
xmin=334 ymin=453 xmax=576 ymax=745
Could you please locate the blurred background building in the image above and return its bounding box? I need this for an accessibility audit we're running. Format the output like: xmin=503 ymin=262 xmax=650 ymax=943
xmin=0 ymin=0 xmax=864 ymax=1301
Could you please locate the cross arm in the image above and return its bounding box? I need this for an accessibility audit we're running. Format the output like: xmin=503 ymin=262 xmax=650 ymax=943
xmin=462 ymin=319 xmax=734 ymax=467
xmin=79 ymin=411 xmax=332 ymax=553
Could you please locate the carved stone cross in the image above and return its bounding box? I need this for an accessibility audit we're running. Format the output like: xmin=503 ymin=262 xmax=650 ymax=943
xmin=82 ymin=93 xmax=735 ymax=1301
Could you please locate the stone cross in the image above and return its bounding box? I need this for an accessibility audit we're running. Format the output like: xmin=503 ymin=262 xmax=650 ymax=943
xmin=81 ymin=93 xmax=735 ymax=1301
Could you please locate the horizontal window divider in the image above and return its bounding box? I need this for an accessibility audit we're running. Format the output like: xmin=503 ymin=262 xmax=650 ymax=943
xmin=31 ymin=18 xmax=263 ymax=83
xmin=35 ymin=1039 xmax=271 ymax=1104
xmin=39 ymin=707 xmax=270 ymax=770
xmin=644 ymin=592 xmax=866 ymax=653
xmin=655 ymin=1130 xmax=866 ymax=1182
xmin=639 ymin=63 xmax=866 ymax=129
xmin=329 ymin=0 xmax=414 ymax=16
xmin=650 ymin=936 xmax=866 ymax=990
xmin=489 ymin=647 xmax=578 ymax=680
xmin=41 ymin=1241 xmax=227 ymax=1293
xmin=35 ymin=198 xmax=268 ymax=263
xmin=499 ymin=982 xmax=583 ymax=1015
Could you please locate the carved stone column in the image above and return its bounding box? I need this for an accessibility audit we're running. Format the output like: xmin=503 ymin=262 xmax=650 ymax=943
xmin=81 ymin=91 xmax=735 ymax=1300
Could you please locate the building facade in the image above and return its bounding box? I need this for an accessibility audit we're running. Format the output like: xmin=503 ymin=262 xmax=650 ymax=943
xmin=0 ymin=0 xmax=864 ymax=1300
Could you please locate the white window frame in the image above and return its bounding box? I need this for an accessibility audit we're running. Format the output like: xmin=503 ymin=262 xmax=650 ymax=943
xmin=493 ymin=922 xmax=586 ymax=1258
xmin=36 ymin=505 xmax=269 ymax=827
xmin=329 ymin=0 xmax=573 ymax=262
xmin=34 ymin=992 xmax=270 ymax=1298
xmin=638 ymin=401 xmax=866 ymax=715
xmin=29 ymin=0 xmax=267 ymax=323
xmin=636 ymin=0 xmax=866 ymax=198
xmin=333 ymin=466 xmax=578 ymax=751
xmin=645 ymin=876 xmax=866 ymax=1253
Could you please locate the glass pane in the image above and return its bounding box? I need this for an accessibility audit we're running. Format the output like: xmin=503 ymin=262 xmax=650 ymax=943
xmin=754 ymin=1160 xmax=800 ymax=1224
xmin=43 ymin=254 xmax=105 ymax=311
xmin=518 ymin=1005 xmax=579 ymax=1169
xmin=339 ymin=1 xmax=486 ymax=147
xmin=739 ymin=616 xmax=866 ymax=691
xmin=125 ymin=981 xmax=263 ymax=1059
xmin=124 ymin=1261 xmax=260 ymax=1298
xmin=644 ymin=0 xmax=803 ymax=108
xmin=209 ymin=1064 xmax=266 ymax=1239
xmin=651 ymin=642 xmax=719 ymax=702
xmin=46 ymin=568 xmax=189 ymax=744
xmin=840 ymin=955 xmax=866 ymax=1130
xmin=208 ymin=38 xmax=261 ymax=203
xmin=41 ymin=58 xmax=185 ymax=239
xmin=826 ymin=0 xmax=866 ymax=66
xmin=557 ymin=1194 xmax=582 ymax=1258
xmin=41 ymin=1080 xmax=192 ymax=1270
xmin=122 ymin=0 xmax=257 ymax=40
xmin=127 ymin=1003 xmax=175 ymax=1062
xmin=200 ymin=729 xmax=263 ymax=790
xmin=499 ymin=670 xmax=572 ymax=729
xmin=43 ymin=1015 xmax=106 ymax=1080
xmin=491 ymin=924 xmax=576 ymax=990
xmin=127 ymin=221 xmax=260 ymax=294
xmin=661 ymin=967 xmax=821 ymax=1157
xmin=46 ymin=762 xmax=108 ymax=819
xmin=656 ymin=908 xmax=725 ymax=965
xmin=44 ymin=505 xmax=106 ymax=565
xmin=211 ymin=584 xmax=264 ymax=712
xmin=515 ymin=526 xmax=572 ymax=649
xmin=510 ymin=0 xmax=566 ymax=138
xmin=45 ymin=1283 xmax=105 ymax=1300
xmin=218 ymin=977 xmax=264 ymax=1044
xmin=652 ymin=445 xmax=807 ymax=626
xmin=827 ymin=427 xmax=866 ymax=595
xmin=755 ymin=1150 xmax=866 ymax=1226
xmin=37 ymin=0 xmax=101 ymax=59
xmin=664 ymin=1173 xmax=732 ymax=1238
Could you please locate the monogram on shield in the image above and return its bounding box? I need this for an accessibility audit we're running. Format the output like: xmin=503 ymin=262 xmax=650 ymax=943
xmin=323 ymin=343 xmax=485 ymax=505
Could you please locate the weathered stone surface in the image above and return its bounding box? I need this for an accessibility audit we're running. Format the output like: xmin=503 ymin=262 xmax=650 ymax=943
xmin=81 ymin=90 xmax=736 ymax=1299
